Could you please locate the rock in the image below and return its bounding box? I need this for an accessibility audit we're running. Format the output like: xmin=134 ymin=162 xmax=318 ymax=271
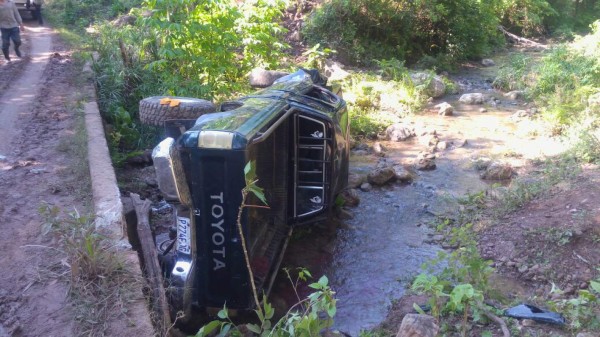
xmin=360 ymin=182 xmax=372 ymax=192
xmin=393 ymin=165 xmax=413 ymax=182
xmin=410 ymin=73 xmax=446 ymax=98
xmin=481 ymin=59 xmax=495 ymax=67
xmin=415 ymin=156 xmax=436 ymax=171
xmin=432 ymin=234 xmax=444 ymax=242
xmin=480 ymin=162 xmax=514 ymax=180
xmin=414 ymin=124 xmax=437 ymax=137
xmin=435 ymin=141 xmax=448 ymax=151
xmin=29 ymin=168 xmax=46 ymax=174
xmin=435 ymin=102 xmax=453 ymax=116
xmin=352 ymin=149 xmax=369 ymax=156
xmin=521 ymin=319 xmax=537 ymax=327
xmin=459 ymin=93 xmax=485 ymax=105
xmin=323 ymin=59 xmax=350 ymax=81
xmin=340 ymin=189 xmax=360 ymax=207
xmin=457 ymin=139 xmax=468 ymax=147
xmin=249 ymin=68 xmax=288 ymax=88
xmin=372 ymin=142 xmax=384 ymax=154
xmin=518 ymin=265 xmax=528 ymax=273
xmin=504 ymin=90 xmax=524 ymax=100
xmin=367 ymin=167 xmax=396 ymax=185
xmin=479 ymin=108 xmax=488 ymax=113
xmin=348 ymin=173 xmax=365 ymax=189
xmin=419 ymin=134 xmax=439 ymax=147
xmin=576 ymin=333 xmax=598 ymax=337
xmin=0 ymin=154 xmax=6 ymax=161
xmin=386 ymin=123 xmax=415 ymax=141
xmin=514 ymin=110 xmax=529 ymax=118
xmin=396 ymin=314 xmax=439 ymax=337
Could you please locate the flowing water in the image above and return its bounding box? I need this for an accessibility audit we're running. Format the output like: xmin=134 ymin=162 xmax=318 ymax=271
xmin=276 ymin=49 xmax=567 ymax=335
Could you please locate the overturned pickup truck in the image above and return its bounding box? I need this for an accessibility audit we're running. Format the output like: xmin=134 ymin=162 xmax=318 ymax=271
xmin=147 ymin=69 xmax=349 ymax=320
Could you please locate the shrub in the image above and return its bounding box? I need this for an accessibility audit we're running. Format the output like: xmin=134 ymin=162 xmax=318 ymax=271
xmin=302 ymin=0 xmax=501 ymax=65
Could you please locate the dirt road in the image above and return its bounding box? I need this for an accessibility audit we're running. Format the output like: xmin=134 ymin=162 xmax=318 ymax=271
xmin=0 ymin=24 xmax=85 ymax=336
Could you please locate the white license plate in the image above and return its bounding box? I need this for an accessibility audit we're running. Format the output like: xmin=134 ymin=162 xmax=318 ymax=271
xmin=177 ymin=216 xmax=191 ymax=254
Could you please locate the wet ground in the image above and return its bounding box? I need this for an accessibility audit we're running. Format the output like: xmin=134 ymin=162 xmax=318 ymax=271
xmin=274 ymin=50 xmax=568 ymax=335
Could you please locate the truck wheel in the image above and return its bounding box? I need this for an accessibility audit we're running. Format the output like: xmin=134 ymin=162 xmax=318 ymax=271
xmin=139 ymin=96 xmax=216 ymax=126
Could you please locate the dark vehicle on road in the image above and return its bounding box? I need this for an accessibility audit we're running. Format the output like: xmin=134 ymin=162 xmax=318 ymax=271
xmin=148 ymin=69 xmax=349 ymax=320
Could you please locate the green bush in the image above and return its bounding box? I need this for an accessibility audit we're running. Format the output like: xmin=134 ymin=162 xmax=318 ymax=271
xmin=88 ymin=0 xmax=290 ymax=163
xmin=302 ymin=0 xmax=501 ymax=65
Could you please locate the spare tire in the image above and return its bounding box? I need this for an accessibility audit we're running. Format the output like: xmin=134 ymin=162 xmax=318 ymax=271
xmin=139 ymin=96 xmax=216 ymax=126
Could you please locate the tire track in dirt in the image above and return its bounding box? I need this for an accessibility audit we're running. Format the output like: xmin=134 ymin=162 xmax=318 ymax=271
xmin=0 ymin=25 xmax=84 ymax=337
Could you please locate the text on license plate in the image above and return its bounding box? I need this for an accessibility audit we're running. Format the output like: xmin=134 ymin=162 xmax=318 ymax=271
xmin=177 ymin=216 xmax=191 ymax=254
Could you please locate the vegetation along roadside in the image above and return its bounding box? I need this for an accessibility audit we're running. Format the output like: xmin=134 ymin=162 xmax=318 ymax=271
xmin=39 ymin=0 xmax=600 ymax=336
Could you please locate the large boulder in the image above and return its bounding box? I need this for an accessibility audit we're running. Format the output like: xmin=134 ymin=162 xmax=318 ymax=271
xmin=386 ymin=123 xmax=415 ymax=142
xmin=410 ymin=73 xmax=446 ymax=98
xmin=249 ymin=68 xmax=289 ymax=88
xmin=393 ymin=165 xmax=413 ymax=182
xmin=396 ymin=314 xmax=439 ymax=337
xmin=323 ymin=59 xmax=350 ymax=81
xmin=459 ymin=93 xmax=485 ymax=105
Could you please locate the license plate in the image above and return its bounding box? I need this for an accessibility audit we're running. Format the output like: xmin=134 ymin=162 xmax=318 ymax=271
xmin=177 ymin=216 xmax=191 ymax=254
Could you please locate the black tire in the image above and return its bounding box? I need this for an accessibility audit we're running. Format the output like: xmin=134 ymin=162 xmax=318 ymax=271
xmin=139 ymin=96 xmax=216 ymax=126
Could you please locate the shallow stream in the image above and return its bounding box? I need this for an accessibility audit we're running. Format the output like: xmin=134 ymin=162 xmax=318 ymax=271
xmin=276 ymin=49 xmax=567 ymax=335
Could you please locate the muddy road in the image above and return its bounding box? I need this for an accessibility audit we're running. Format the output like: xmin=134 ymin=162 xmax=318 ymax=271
xmin=0 ymin=23 xmax=86 ymax=336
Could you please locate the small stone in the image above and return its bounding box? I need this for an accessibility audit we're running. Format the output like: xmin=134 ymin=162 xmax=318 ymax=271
xmin=504 ymin=90 xmax=524 ymax=100
xmin=482 ymin=59 xmax=495 ymax=67
xmin=396 ymin=314 xmax=439 ymax=337
xmin=480 ymin=162 xmax=514 ymax=180
xmin=29 ymin=168 xmax=46 ymax=174
xmin=386 ymin=123 xmax=415 ymax=142
xmin=0 ymin=154 xmax=6 ymax=161
xmin=360 ymin=182 xmax=372 ymax=192
xmin=340 ymin=189 xmax=360 ymax=207
xmin=564 ymin=285 xmax=575 ymax=295
xmin=459 ymin=93 xmax=485 ymax=105
xmin=432 ymin=234 xmax=444 ymax=242
xmin=435 ymin=141 xmax=448 ymax=151
xmin=479 ymin=108 xmax=488 ymax=113
xmin=393 ymin=165 xmax=413 ymax=182
xmin=435 ymin=102 xmax=454 ymax=116
xmin=580 ymin=282 xmax=588 ymax=289
xmin=521 ymin=319 xmax=536 ymax=327
xmin=372 ymin=142 xmax=384 ymax=154
xmin=367 ymin=167 xmax=396 ymax=185
xmin=507 ymin=261 xmax=516 ymax=267
xmin=518 ymin=265 xmax=529 ymax=273
xmin=348 ymin=173 xmax=365 ymax=189
xmin=457 ymin=139 xmax=468 ymax=147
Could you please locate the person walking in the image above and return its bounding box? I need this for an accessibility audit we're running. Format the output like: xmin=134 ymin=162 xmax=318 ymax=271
xmin=0 ymin=0 xmax=24 ymax=62
xmin=33 ymin=0 xmax=42 ymax=26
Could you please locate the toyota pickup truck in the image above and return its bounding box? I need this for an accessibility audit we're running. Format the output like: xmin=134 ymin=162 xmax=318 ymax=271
xmin=149 ymin=69 xmax=349 ymax=322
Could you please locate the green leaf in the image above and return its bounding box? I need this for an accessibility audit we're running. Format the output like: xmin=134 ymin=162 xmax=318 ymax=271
xmin=246 ymin=323 xmax=261 ymax=334
xmin=327 ymin=302 xmax=337 ymax=317
xmin=412 ymin=303 xmax=426 ymax=314
xmin=481 ymin=331 xmax=492 ymax=337
xmin=217 ymin=307 xmax=228 ymax=319
xmin=318 ymin=275 xmax=329 ymax=287
xmin=264 ymin=301 xmax=274 ymax=320
xmin=248 ymin=185 xmax=267 ymax=205
xmin=590 ymin=280 xmax=600 ymax=294
xmin=195 ymin=320 xmax=221 ymax=337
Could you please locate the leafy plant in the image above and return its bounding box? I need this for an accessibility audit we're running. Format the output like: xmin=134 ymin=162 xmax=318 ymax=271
xmin=194 ymin=271 xmax=337 ymax=337
xmin=302 ymin=44 xmax=336 ymax=71
xmin=548 ymin=277 xmax=600 ymax=331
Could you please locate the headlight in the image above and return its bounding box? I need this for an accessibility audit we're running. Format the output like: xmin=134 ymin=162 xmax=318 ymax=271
xmin=198 ymin=131 xmax=234 ymax=149
xmin=152 ymin=138 xmax=188 ymax=202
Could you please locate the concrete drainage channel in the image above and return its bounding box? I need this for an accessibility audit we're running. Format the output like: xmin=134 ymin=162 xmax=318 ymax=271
xmin=82 ymin=63 xmax=156 ymax=335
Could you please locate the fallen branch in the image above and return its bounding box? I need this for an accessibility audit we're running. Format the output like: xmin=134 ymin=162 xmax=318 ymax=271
xmin=478 ymin=302 xmax=510 ymax=337
xmin=498 ymin=25 xmax=546 ymax=49
xmin=130 ymin=193 xmax=172 ymax=335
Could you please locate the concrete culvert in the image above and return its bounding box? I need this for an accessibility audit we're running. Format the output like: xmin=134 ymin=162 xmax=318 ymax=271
xmin=139 ymin=96 xmax=216 ymax=126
